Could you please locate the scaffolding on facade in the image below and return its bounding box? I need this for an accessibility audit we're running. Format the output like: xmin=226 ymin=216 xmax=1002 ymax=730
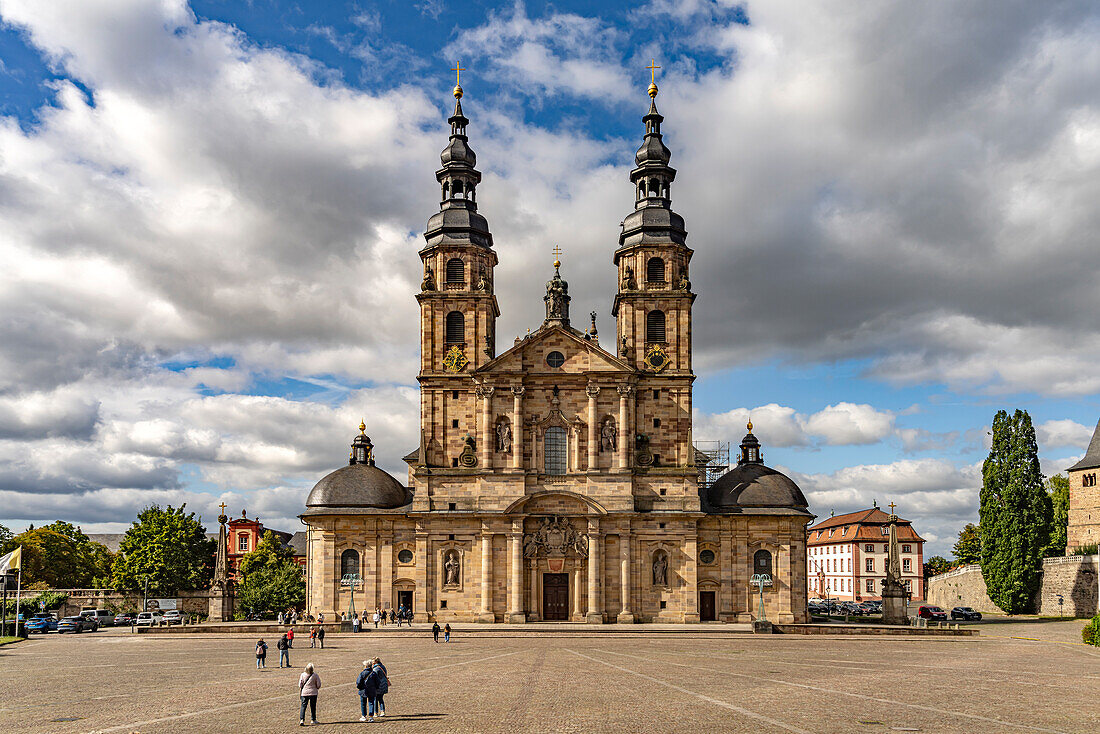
xmin=693 ymin=440 xmax=730 ymax=491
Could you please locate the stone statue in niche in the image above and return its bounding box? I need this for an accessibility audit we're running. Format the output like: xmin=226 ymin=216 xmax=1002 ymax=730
xmin=459 ymin=434 xmax=478 ymax=468
xmin=443 ymin=550 xmax=460 ymax=586
xmin=653 ymin=552 xmax=668 ymax=587
xmin=600 ymin=417 xmax=617 ymax=452
xmin=621 ymin=266 xmax=636 ymax=291
xmin=496 ymin=419 xmax=512 ymax=453
xmin=421 ymin=265 xmax=435 ymax=291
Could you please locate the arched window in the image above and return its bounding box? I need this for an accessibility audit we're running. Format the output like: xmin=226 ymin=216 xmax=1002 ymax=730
xmin=646 ymin=310 xmax=666 ymax=343
xmin=445 ymin=311 xmax=465 ymax=344
xmin=753 ymin=549 xmax=773 ymax=577
xmin=445 ymin=258 xmax=465 ymax=283
xmin=544 ymin=426 xmax=567 ymax=475
xmin=442 ymin=182 xmax=450 ymax=199
xmin=341 ymin=549 xmax=360 ymax=577
xmin=646 ymin=257 xmax=665 ymax=282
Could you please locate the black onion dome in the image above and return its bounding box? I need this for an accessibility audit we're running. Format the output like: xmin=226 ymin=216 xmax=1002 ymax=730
xmin=441 ymin=136 xmax=476 ymax=166
xmin=306 ymin=463 xmax=410 ymax=509
xmin=707 ymin=463 xmax=808 ymax=510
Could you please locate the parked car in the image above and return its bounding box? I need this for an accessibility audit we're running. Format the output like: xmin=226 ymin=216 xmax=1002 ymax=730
xmin=917 ymin=605 xmax=948 ymax=621
xmin=58 ymin=615 xmax=97 ymax=633
xmin=25 ymin=614 xmax=58 ymax=633
xmin=134 ymin=611 xmax=164 ymax=627
xmin=950 ymin=606 xmax=982 ymax=621
xmin=114 ymin=612 xmax=138 ymax=625
xmin=80 ymin=609 xmax=114 ymax=627
xmin=163 ymin=610 xmax=184 ymax=625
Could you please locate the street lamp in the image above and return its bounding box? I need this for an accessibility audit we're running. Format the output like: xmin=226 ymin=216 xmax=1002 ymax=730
xmin=750 ymin=573 xmax=772 ymax=622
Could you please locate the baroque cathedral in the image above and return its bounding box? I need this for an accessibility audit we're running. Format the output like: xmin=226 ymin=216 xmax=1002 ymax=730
xmin=300 ymin=73 xmax=813 ymax=624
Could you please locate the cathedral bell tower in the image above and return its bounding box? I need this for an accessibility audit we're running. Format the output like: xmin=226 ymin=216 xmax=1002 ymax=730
xmin=612 ymin=65 xmax=694 ymax=376
xmin=415 ymin=70 xmax=500 ymax=469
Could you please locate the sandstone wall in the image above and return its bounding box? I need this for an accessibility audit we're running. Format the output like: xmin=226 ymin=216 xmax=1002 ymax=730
xmin=927 ymin=555 xmax=1099 ymax=617
xmin=926 ymin=565 xmax=1007 ymax=614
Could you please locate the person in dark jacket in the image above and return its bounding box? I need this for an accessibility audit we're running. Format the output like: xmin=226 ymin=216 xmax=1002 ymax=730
xmin=356 ymin=659 xmax=379 ymax=722
xmin=277 ymin=634 xmax=291 ymax=668
xmin=317 ymin=626 xmax=325 ymax=649
xmin=389 ymin=608 xmax=396 ymax=625
xmin=372 ymin=658 xmax=388 ymax=717
xmin=432 ymin=621 xmax=440 ymax=642
xmin=444 ymin=623 xmax=451 ymax=642
xmin=255 ymin=639 xmax=268 ymax=669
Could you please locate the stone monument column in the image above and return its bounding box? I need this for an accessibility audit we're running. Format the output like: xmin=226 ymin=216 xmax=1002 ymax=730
xmin=479 ymin=526 xmax=494 ymax=622
xmin=208 ymin=506 xmax=234 ymax=622
xmin=572 ymin=561 xmax=584 ymax=620
xmin=881 ymin=505 xmax=910 ymax=625
xmin=507 ymin=521 xmax=525 ymax=622
xmin=476 ymin=385 xmax=493 ymax=468
xmin=586 ymin=518 xmax=602 ymax=623
xmin=616 ymin=384 xmax=633 ymax=470
xmin=511 ymin=386 xmax=524 ymax=470
xmin=586 ymin=384 xmax=599 ymax=470
xmin=617 ymin=530 xmax=634 ymax=623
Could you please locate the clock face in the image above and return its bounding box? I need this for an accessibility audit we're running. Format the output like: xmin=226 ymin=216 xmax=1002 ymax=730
xmin=643 ymin=344 xmax=670 ymax=372
xmin=443 ymin=345 xmax=469 ymax=373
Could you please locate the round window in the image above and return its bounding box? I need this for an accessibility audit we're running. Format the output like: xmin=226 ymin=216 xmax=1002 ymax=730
xmin=546 ymin=351 xmax=565 ymax=368
xmin=397 ymin=549 xmax=413 ymax=564
xmin=699 ymin=549 xmax=716 ymax=565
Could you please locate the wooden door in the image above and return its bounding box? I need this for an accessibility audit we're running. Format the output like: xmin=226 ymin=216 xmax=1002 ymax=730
xmin=700 ymin=591 xmax=716 ymax=621
xmin=542 ymin=573 xmax=569 ymax=620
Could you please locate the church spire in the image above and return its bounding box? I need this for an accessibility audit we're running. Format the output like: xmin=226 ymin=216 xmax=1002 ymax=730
xmin=424 ymin=65 xmax=493 ymax=250
xmin=543 ymin=246 xmax=571 ymax=327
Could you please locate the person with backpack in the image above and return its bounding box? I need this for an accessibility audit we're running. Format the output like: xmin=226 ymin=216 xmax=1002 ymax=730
xmin=277 ymin=634 xmax=291 ymax=668
xmin=356 ymin=659 xmax=378 ymax=722
xmin=444 ymin=623 xmax=451 ymax=642
xmin=255 ymin=638 xmax=268 ymax=669
xmin=390 ymin=608 xmax=397 ymax=625
xmin=298 ymin=662 xmax=321 ymax=726
xmin=287 ymin=626 xmax=295 ymax=648
xmin=317 ymin=626 xmax=325 ymax=649
xmin=371 ymin=657 xmax=389 ymax=717
xmin=432 ymin=621 xmax=440 ymax=642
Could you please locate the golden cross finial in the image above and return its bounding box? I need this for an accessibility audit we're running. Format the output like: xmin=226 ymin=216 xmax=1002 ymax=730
xmin=359 ymin=419 xmax=366 ymax=433
xmin=552 ymin=244 xmax=562 ymax=268
xmin=218 ymin=501 xmax=226 ymax=514
xmin=646 ymin=59 xmax=661 ymax=84
xmin=888 ymin=501 xmax=896 ymax=514
xmin=452 ymin=61 xmax=466 ymax=99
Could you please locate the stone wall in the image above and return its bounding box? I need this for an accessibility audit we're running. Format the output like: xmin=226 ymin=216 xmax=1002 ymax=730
xmin=50 ymin=588 xmax=217 ymax=617
xmin=927 ymin=555 xmax=1099 ymax=617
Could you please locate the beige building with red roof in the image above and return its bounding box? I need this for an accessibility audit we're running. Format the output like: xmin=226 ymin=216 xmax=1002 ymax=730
xmin=806 ymin=507 xmax=925 ymax=602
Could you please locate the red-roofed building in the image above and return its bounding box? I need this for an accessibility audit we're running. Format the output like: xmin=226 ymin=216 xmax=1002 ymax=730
xmin=806 ymin=507 xmax=925 ymax=602
xmin=209 ymin=509 xmax=307 ymax=581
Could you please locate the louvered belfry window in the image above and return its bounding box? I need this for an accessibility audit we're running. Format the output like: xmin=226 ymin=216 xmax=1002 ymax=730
xmin=646 ymin=257 xmax=665 ymax=282
xmin=445 ymin=311 xmax=465 ymax=344
xmin=646 ymin=310 xmax=666 ymax=343
xmin=445 ymin=258 xmax=465 ymax=283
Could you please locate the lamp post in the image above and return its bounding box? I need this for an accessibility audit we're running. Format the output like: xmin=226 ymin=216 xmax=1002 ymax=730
xmin=750 ymin=573 xmax=772 ymax=622
xmin=142 ymin=575 xmax=150 ymax=613
xmin=341 ymin=573 xmax=363 ymax=621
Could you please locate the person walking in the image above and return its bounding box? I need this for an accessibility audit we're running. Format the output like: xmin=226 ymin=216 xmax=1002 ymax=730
xmin=309 ymin=627 xmax=316 ymax=648
xmin=444 ymin=623 xmax=451 ymax=643
xmin=390 ymin=608 xmax=397 ymax=625
xmin=277 ymin=634 xmax=291 ymax=667
xmin=298 ymin=662 xmax=321 ymax=726
xmin=356 ymin=659 xmax=378 ymax=722
xmin=373 ymin=609 xmax=380 ymax=628
xmin=372 ymin=657 xmax=389 ymax=717
xmin=287 ymin=626 xmax=295 ymax=648
xmin=255 ymin=638 xmax=268 ymax=669
xmin=317 ymin=625 xmax=325 ymax=649
xmin=432 ymin=621 xmax=440 ymax=642
xmin=352 ymin=614 xmax=360 ymax=634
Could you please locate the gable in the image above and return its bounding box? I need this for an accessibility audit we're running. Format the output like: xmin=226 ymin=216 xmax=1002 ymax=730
xmin=477 ymin=325 xmax=635 ymax=376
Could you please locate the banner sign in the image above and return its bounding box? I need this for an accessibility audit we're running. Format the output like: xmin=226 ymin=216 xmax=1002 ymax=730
xmin=147 ymin=598 xmax=177 ymax=611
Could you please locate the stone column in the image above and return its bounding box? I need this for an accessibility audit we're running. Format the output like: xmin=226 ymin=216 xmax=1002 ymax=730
xmin=586 ymin=518 xmax=602 ymax=623
xmin=572 ymin=562 xmax=584 ymax=620
xmin=616 ymin=384 xmax=633 ymax=470
xmin=320 ymin=532 xmax=336 ymax=616
xmin=684 ymin=523 xmax=700 ymax=623
xmin=476 ymin=385 xmax=494 ymax=468
xmin=507 ymin=521 xmax=525 ymax=622
xmin=617 ymin=529 xmax=634 ymax=623
xmin=511 ymin=386 xmax=525 ymax=470
xmin=479 ymin=526 xmax=494 ymax=622
xmin=528 ymin=559 xmax=539 ymax=620
xmin=414 ymin=527 xmax=429 ymax=622
xmin=586 ymin=384 xmax=599 ymax=470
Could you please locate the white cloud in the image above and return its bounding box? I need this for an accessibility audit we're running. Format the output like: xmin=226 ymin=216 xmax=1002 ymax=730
xmin=696 ymin=401 xmax=895 ymax=448
xmin=1036 ymin=418 xmax=1095 ymax=450
xmin=801 ymin=402 xmax=895 ymax=445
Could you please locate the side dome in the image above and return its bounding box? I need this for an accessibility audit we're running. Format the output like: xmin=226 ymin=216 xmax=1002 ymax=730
xmin=707 ymin=462 xmax=808 ymax=510
xmin=306 ymin=463 xmax=409 ymax=509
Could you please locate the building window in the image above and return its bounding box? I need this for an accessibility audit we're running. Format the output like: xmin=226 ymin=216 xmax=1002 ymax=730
xmin=865 ymin=544 xmax=874 ymax=553
xmin=451 ymin=419 xmax=458 ymax=428
xmin=881 ymin=527 xmax=888 ymax=536
xmin=866 ymin=579 xmax=875 ymax=593
xmin=903 ymin=558 xmax=912 ymax=573
xmin=645 ymin=310 xmax=666 ymax=343
xmin=828 ymin=529 xmax=834 ymax=538
xmin=699 ymin=549 xmax=716 ymax=565
xmin=646 ymin=257 xmax=666 ymax=282
xmin=445 ymin=311 xmax=464 ymax=344
xmin=653 ymin=418 xmax=661 ymax=428
xmin=544 ymin=426 xmax=567 ymax=475
xmin=866 ymin=558 xmax=874 ymax=572
xmin=340 ymin=549 xmax=359 ymax=577
xmin=842 ymin=525 xmax=849 ymax=536
xmin=445 ymin=258 xmax=464 ymax=283
xmin=902 ymin=544 xmax=911 ymax=553
xmin=238 ymin=535 xmax=249 ymax=553
xmin=397 ymin=549 xmax=414 ymax=564
xmin=753 ymin=549 xmax=773 ymax=577
xmin=1085 ymin=473 xmax=1097 ymax=487
xmin=440 ymin=600 xmax=448 ymax=609
xmin=904 ymin=579 xmax=912 ymax=592
xmin=652 ymin=389 xmax=660 ymax=399
xmin=452 ymin=390 xmax=460 ymax=399
xmin=546 ymin=351 xmax=565 ymax=368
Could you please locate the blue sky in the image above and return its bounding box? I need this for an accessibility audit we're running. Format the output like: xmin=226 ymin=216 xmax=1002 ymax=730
xmin=1 ymin=0 xmax=1099 ymax=557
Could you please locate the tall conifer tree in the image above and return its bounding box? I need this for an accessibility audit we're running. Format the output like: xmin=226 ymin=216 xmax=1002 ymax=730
xmin=979 ymin=409 xmax=1050 ymax=613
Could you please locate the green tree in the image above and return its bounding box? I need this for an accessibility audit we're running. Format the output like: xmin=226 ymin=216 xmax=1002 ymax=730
xmin=1044 ymin=474 xmax=1070 ymax=557
xmin=0 ymin=522 xmax=12 ymax=554
xmin=111 ymin=504 xmax=215 ymax=596
xmin=923 ymin=555 xmax=952 ymax=581
xmin=235 ymin=531 xmax=305 ymax=614
xmin=952 ymin=523 xmax=981 ymax=565
xmin=979 ymin=409 xmax=1051 ymax=613
xmin=5 ymin=528 xmax=83 ymax=587
xmin=37 ymin=521 xmax=114 ymax=586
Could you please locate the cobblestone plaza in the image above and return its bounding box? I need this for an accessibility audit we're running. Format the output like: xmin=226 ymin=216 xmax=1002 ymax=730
xmin=1 ymin=623 xmax=1096 ymax=733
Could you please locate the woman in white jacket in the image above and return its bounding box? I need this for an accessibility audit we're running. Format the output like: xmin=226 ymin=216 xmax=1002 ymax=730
xmin=298 ymin=662 xmax=321 ymax=726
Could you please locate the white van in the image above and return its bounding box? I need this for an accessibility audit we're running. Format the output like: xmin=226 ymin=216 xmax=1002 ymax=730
xmin=80 ymin=609 xmax=113 ymax=628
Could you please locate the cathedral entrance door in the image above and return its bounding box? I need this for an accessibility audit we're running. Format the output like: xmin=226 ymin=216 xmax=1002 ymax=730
xmin=397 ymin=590 xmax=412 ymax=613
xmin=699 ymin=591 xmax=716 ymax=622
xmin=542 ymin=573 xmax=569 ymax=620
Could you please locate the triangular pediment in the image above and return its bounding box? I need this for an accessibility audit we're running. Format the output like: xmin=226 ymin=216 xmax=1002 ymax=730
xmin=476 ymin=325 xmax=635 ymax=376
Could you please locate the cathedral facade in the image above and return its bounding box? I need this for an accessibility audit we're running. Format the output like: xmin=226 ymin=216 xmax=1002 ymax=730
xmin=300 ymin=78 xmax=813 ymax=624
